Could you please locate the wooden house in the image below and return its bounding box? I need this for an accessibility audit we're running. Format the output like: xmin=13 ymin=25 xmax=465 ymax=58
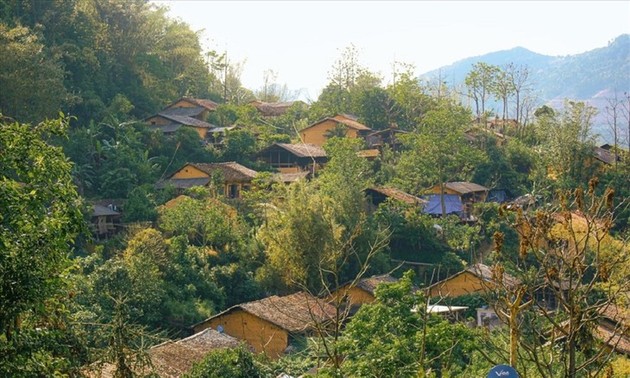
xmin=157 ymin=162 xmax=258 ymax=199
xmin=191 ymin=292 xmax=336 ymax=359
xmin=86 ymin=328 xmax=241 ymax=377
xmin=426 ymin=263 xmax=519 ymax=298
xmin=146 ymin=97 xmax=218 ymax=138
xmin=257 ymin=143 xmax=327 ymax=174
xmin=90 ymin=204 xmax=122 ymax=240
xmin=428 ymin=181 xmax=489 ymax=218
xmin=299 ymin=114 xmax=371 ymax=146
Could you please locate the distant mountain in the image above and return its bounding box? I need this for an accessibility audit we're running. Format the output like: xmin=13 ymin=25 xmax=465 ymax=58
xmin=420 ymin=34 xmax=630 ymax=142
xmin=422 ymin=34 xmax=629 ymax=101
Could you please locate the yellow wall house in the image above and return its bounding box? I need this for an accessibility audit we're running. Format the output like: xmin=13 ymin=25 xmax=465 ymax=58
xmin=146 ymin=97 xmax=218 ymax=138
xmin=158 ymin=162 xmax=258 ymax=199
xmin=191 ymin=292 xmax=336 ymax=359
xmin=328 ymin=274 xmax=399 ymax=314
xmin=426 ymin=263 xmax=519 ymax=298
xmin=299 ymin=114 xmax=372 ymax=146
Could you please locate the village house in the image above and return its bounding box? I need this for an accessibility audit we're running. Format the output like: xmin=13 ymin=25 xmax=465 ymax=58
xmin=145 ymin=97 xmax=218 ymax=138
xmin=157 ymin=162 xmax=258 ymax=199
xmin=90 ymin=203 xmax=122 ymax=240
xmin=427 ymin=181 xmax=489 ymax=219
xmin=191 ymin=292 xmax=336 ymax=359
xmin=328 ymin=274 xmax=399 ymax=315
xmin=86 ymin=328 xmax=241 ymax=377
xmin=299 ymin=114 xmax=372 ymax=146
xmin=426 ymin=263 xmax=518 ymax=299
xmin=257 ymin=143 xmax=327 ymax=174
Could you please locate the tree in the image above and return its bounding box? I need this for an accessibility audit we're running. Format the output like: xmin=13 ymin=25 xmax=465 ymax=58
xmin=492 ymin=65 xmax=516 ymax=124
xmin=488 ymin=179 xmax=629 ymax=377
xmin=184 ymin=346 xmax=262 ymax=378
xmin=506 ymin=63 xmax=533 ymax=129
xmin=0 ymin=115 xmax=84 ymax=340
xmin=465 ymin=62 xmax=499 ymax=122
xmin=395 ymin=101 xmax=485 ymax=214
xmin=533 ymin=101 xmax=598 ymax=188
xmin=0 ymin=24 xmax=67 ymax=123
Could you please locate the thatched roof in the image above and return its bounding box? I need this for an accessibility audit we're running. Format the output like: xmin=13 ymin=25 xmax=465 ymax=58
xmin=85 ymin=329 xmax=240 ymax=378
xmin=366 ymin=187 xmax=427 ymax=206
xmin=182 ymin=162 xmax=257 ymax=182
xmin=196 ymin=292 xmax=336 ymax=334
xmin=443 ymin=182 xmax=489 ymax=194
xmin=357 ymin=149 xmax=380 ymax=158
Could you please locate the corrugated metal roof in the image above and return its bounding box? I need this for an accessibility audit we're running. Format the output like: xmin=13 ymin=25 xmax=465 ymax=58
xmin=91 ymin=204 xmax=120 ymax=217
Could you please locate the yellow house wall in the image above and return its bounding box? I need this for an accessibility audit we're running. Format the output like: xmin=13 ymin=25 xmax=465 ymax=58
xmin=194 ymin=127 xmax=208 ymax=139
xmin=193 ymin=310 xmax=289 ymax=359
xmin=428 ymin=272 xmax=490 ymax=298
xmin=299 ymin=120 xmax=360 ymax=146
xmin=428 ymin=185 xmax=461 ymax=196
xmin=172 ymin=165 xmax=210 ymax=179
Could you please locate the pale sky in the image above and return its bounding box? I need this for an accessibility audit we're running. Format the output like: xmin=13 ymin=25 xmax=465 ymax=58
xmin=154 ymin=1 xmax=630 ymax=101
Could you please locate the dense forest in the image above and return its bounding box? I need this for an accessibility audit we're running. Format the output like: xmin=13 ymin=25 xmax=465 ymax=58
xmin=1 ymin=1 xmax=629 ymax=377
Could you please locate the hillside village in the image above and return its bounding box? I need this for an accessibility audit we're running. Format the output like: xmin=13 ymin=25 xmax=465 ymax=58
xmin=1 ymin=2 xmax=630 ymax=377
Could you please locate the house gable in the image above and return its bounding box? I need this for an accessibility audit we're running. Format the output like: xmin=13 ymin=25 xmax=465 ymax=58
xmin=194 ymin=308 xmax=289 ymax=359
xmin=299 ymin=115 xmax=371 ymax=146
xmin=171 ymin=164 xmax=211 ymax=179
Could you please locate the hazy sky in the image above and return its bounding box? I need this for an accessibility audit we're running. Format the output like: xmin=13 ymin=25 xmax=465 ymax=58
xmin=155 ymin=1 xmax=630 ymax=101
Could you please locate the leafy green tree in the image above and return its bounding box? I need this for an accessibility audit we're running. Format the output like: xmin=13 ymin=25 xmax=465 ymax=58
xmin=0 ymin=115 xmax=84 ymax=339
xmin=395 ymin=101 xmax=485 ymax=204
xmin=184 ymin=346 xmax=262 ymax=378
xmin=464 ymin=62 xmax=499 ymax=122
xmin=0 ymin=24 xmax=67 ymax=123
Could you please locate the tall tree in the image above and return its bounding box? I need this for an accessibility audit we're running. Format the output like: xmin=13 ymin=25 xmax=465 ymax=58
xmin=464 ymin=62 xmax=499 ymax=122
xmin=0 ymin=115 xmax=84 ymax=339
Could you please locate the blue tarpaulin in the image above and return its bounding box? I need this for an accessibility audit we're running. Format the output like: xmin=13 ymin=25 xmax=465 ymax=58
xmin=423 ymin=194 xmax=463 ymax=215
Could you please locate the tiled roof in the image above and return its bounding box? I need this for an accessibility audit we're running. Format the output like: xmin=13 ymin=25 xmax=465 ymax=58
xmin=355 ymin=274 xmax=399 ymax=295
xmin=159 ymin=106 xmax=206 ymax=118
xmin=444 ymin=182 xmax=489 ymax=194
xmin=91 ymin=204 xmax=120 ymax=217
xmin=332 ymin=114 xmax=372 ymax=131
xmin=273 ymin=143 xmax=327 ymax=158
xmin=85 ymin=329 xmax=240 ymax=378
xmin=196 ymin=292 xmax=336 ymax=334
xmin=186 ymin=98 xmax=219 ymax=111
xmin=190 ymin=162 xmax=258 ymax=182
xmin=157 ymin=113 xmax=216 ymax=129
xmin=466 ymin=263 xmax=520 ymax=288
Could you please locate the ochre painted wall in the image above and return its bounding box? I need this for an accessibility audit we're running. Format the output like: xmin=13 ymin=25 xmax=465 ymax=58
xmin=299 ymin=120 xmax=360 ymax=146
xmin=194 ymin=310 xmax=289 ymax=359
xmin=172 ymin=165 xmax=210 ymax=179
xmin=193 ymin=126 xmax=208 ymax=139
xmin=428 ymin=272 xmax=491 ymax=298
xmin=146 ymin=115 xmax=170 ymax=126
